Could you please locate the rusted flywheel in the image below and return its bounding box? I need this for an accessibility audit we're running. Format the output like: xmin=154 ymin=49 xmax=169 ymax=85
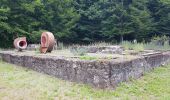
xmin=13 ymin=37 xmax=27 ymax=51
xmin=40 ymin=32 xmax=55 ymax=53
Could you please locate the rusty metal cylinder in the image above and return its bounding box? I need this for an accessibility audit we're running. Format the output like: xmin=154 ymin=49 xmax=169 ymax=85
xmin=13 ymin=37 xmax=27 ymax=51
xmin=40 ymin=32 xmax=55 ymax=53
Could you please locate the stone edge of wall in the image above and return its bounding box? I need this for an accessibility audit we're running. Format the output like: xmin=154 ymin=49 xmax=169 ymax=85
xmin=0 ymin=52 xmax=170 ymax=89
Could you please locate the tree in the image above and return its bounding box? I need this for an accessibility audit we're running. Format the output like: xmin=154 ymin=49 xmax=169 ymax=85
xmin=0 ymin=0 xmax=13 ymax=47
xmin=0 ymin=0 xmax=169 ymax=48
xmin=72 ymin=0 xmax=105 ymax=43
xmin=147 ymin=0 xmax=170 ymax=36
xmin=102 ymin=0 xmax=153 ymax=42
xmin=73 ymin=0 xmax=153 ymax=43
xmin=0 ymin=0 xmax=79 ymax=47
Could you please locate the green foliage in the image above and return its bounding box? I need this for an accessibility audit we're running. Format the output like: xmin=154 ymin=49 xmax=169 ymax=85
xmin=73 ymin=0 xmax=154 ymax=42
xmin=147 ymin=0 xmax=170 ymax=36
xmin=29 ymin=30 xmax=46 ymax=43
xmin=152 ymin=35 xmax=169 ymax=41
xmin=72 ymin=0 xmax=104 ymax=42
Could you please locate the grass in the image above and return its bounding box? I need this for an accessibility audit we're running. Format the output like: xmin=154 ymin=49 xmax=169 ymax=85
xmin=79 ymin=55 xmax=114 ymax=60
xmin=0 ymin=61 xmax=170 ymax=100
xmin=79 ymin=56 xmax=98 ymax=60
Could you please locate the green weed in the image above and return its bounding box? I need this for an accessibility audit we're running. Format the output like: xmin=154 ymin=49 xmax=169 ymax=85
xmin=79 ymin=56 xmax=98 ymax=60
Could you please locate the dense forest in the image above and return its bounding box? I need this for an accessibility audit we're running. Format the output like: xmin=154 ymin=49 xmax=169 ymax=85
xmin=0 ymin=0 xmax=170 ymax=48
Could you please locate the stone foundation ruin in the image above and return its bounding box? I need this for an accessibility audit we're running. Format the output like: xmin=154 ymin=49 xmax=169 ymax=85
xmin=1 ymin=49 xmax=170 ymax=89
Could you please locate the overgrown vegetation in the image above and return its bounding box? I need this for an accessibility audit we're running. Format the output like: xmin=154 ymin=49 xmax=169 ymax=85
xmin=122 ymin=41 xmax=170 ymax=51
xmin=0 ymin=61 xmax=170 ymax=100
xmin=0 ymin=0 xmax=170 ymax=48
xmin=121 ymin=41 xmax=145 ymax=52
xmin=121 ymin=36 xmax=170 ymax=51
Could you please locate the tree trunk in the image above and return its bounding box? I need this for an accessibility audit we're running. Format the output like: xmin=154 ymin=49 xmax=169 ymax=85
xmin=120 ymin=34 xmax=124 ymax=43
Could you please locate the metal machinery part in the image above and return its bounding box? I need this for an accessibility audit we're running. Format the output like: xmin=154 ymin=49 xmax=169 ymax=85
xmin=40 ymin=32 xmax=55 ymax=53
xmin=13 ymin=37 xmax=27 ymax=51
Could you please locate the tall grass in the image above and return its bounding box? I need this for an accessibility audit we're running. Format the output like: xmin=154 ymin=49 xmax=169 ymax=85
xmin=144 ymin=41 xmax=170 ymax=51
xmin=89 ymin=41 xmax=113 ymax=46
xmin=121 ymin=41 xmax=144 ymax=52
xmin=121 ymin=41 xmax=170 ymax=51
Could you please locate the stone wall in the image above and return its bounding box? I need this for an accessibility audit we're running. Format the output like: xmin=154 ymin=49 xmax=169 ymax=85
xmin=0 ymin=52 xmax=170 ymax=89
xmin=71 ymin=46 xmax=124 ymax=54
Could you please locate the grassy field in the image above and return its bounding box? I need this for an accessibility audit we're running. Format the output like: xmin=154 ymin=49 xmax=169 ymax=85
xmin=0 ymin=61 xmax=170 ymax=100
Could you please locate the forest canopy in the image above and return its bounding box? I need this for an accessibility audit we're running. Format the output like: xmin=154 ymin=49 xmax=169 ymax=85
xmin=0 ymin=0 xmax=170 ymax=48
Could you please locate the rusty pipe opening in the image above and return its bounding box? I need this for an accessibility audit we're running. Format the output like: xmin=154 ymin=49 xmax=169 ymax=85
xmin=41 ymin=36 xmax=47 ymax=46
xmin=18 ymin=41 xmax=27 ymax=49
xmin=14 ymin=37 xmax=27 ymax=51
